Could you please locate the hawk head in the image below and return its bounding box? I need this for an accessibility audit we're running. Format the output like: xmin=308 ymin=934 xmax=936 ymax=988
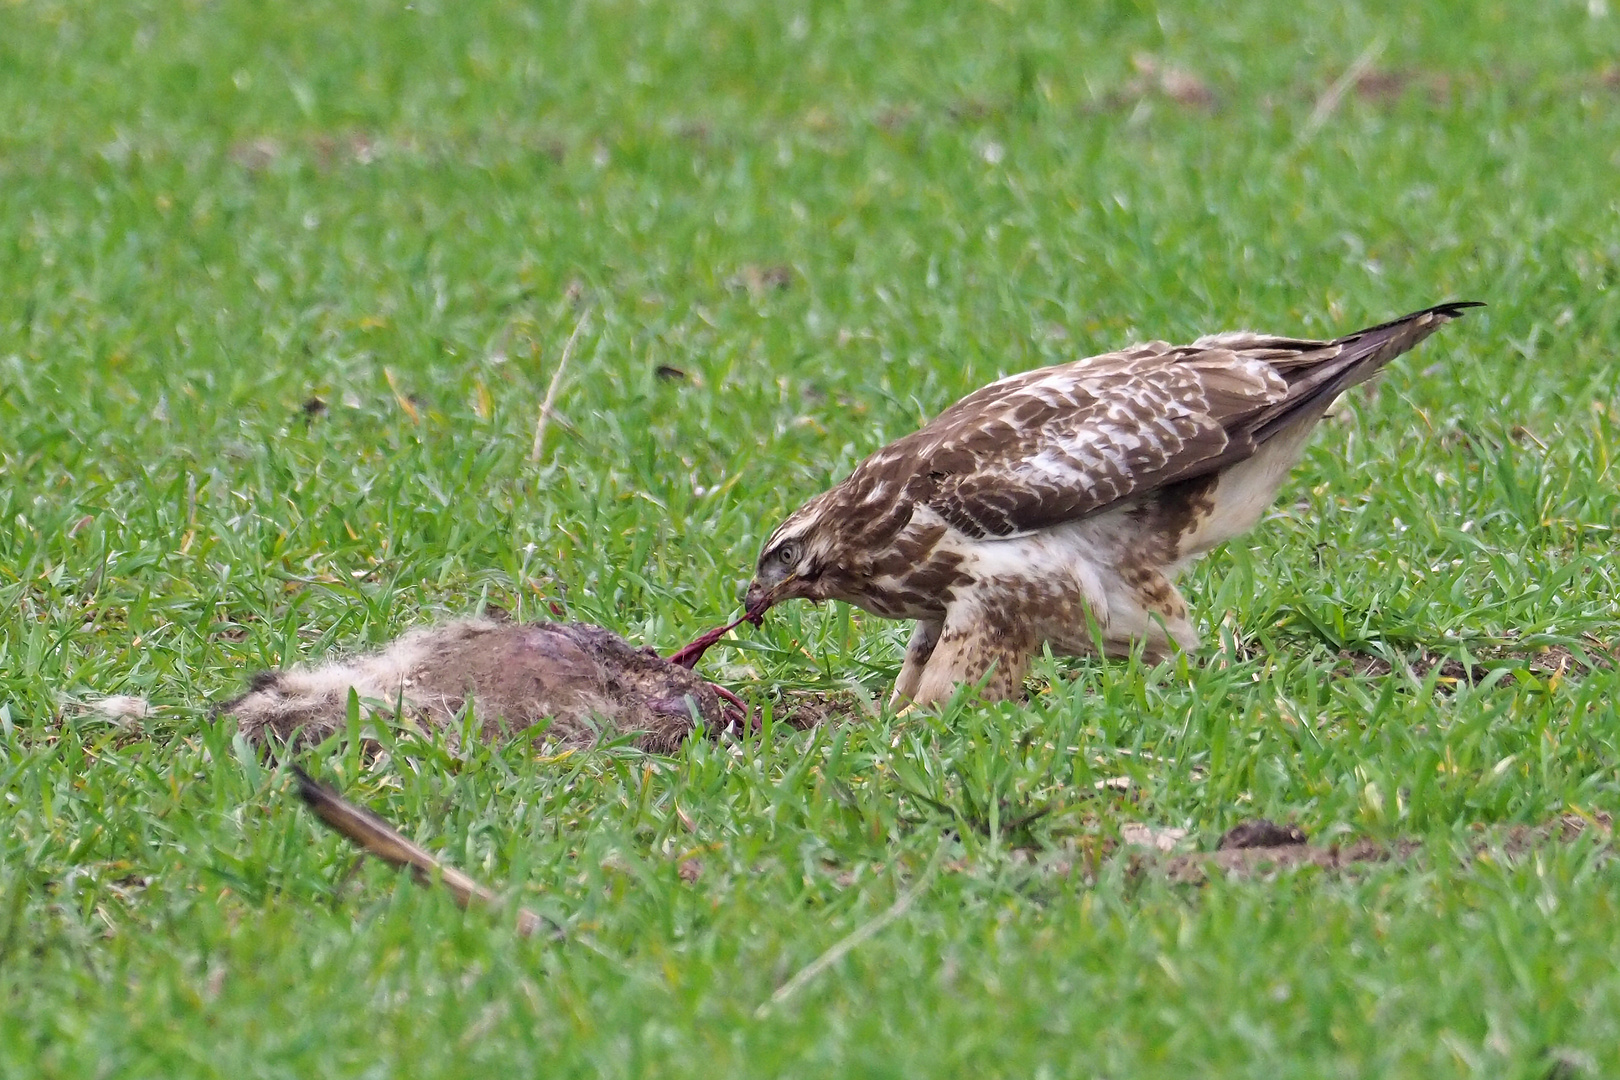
xmin=743 ymin=492 xmax=840 ymax=614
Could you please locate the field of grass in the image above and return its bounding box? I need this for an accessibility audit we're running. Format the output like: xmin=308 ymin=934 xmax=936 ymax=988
xmin=4 ymin=0 xmax=1620 ymax=1075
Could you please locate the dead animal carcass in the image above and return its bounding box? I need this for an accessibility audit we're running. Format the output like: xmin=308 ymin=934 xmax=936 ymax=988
xmin=216 ymin=618 xmax=737 ymax=752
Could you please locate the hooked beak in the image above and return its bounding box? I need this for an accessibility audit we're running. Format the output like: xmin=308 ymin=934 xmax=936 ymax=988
xmin=743 ymin=575 xmax=795 ymax=620
xmin=667 ymin=572 xmax=802 ymax=670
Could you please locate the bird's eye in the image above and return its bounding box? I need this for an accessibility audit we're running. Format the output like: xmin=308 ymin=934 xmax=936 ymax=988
xmin=774 ymin=541 xmax=800 ymax=566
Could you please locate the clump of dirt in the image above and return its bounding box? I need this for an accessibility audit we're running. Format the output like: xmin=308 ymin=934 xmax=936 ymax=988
xmin=217 ymin=618 xmax=735 ymax=752
xmin=1218 ymin=818 xmax=1307 ymax=850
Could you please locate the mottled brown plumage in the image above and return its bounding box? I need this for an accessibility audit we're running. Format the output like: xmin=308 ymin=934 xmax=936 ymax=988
xmin=745 ymin=302 xmax=1481 ymax=707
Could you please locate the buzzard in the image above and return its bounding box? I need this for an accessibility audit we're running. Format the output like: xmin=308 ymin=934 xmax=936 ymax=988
xmin=744 ymin=301 xmax=1481 ymax=707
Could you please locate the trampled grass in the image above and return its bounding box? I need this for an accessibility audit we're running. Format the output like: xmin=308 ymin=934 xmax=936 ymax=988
xmin=3 ymin=1 xmax=1620 ymax=1076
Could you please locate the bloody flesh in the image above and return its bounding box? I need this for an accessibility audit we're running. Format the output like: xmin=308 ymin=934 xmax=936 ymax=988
xmin=666 ymin=603 xmax=769 ymax=669
xmin=665 ymin=603 xmax=770 ymax=732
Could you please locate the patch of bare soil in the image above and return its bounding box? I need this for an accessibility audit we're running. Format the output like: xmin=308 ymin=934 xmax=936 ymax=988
xmin=1083 ymin=53 xmax=1217 ymax=115
xmin=1165 ymin=835 xmax=1418 ymax=884
xmin=770 ymin=689 xmax=870 ymax=731
xmin=1125 ymin=52 xmax=1217 ymax=109
xmin=228 ymin=132 xmax=390 ymax=172
xmin=216 ymin=618 xmax=736 ymax=752
xmin=1337 ymin=641 xmax=1611 ymax=686
xmin=227 ymin=129 xmax=565 ymax=174
xmin=1345 ymin=67 xmax=1461 ymax=106
xmin=1482 ymin=812 xmax=1613 ymax=859
xmin=727 ymin=264 xmax=795 ymax=297
xmin=1153 ymin=814 xmax=1612 ymax=884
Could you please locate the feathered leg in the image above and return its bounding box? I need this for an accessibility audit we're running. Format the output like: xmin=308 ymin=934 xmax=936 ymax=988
xmin=1097 ymin=569 xmax=1200 ymax=661
xmin=909 ymin=602 xmax=1035 ymax=707
xmin=890 ymin=618 xmax=943 ymax=708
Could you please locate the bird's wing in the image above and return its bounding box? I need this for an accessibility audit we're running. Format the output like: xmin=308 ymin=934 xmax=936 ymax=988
xmin=838 ymin=303 xmax=1479 ymax=541
xmin=859 ymin=341 xmax=1319 ymax=539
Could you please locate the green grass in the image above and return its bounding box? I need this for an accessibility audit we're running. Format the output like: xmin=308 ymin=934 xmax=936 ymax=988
xmin=4 ymin=0 xmax=1620 ymax=1075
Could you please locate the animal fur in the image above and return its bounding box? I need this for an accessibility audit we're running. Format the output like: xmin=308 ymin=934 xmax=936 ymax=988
xmin=217 ymin=618 xmax=725 ymax=752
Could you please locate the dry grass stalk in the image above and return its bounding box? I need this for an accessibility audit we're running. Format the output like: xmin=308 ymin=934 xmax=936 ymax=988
xmin=1297 ymin=37 xmax=1388 ymax=145
xmin=755 ymin=843 xmax=945 ymax=1017
xmin=530 ymin=311 xmax=590 ymax=463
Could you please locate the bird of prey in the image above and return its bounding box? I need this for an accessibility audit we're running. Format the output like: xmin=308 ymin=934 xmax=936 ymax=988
xmin=744 ymin=301 xmax=1481 ymax=708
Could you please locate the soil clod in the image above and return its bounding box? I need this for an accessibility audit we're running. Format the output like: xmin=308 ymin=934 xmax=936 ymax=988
xmin=1219 ymin=818 xmax=1308 ymax=850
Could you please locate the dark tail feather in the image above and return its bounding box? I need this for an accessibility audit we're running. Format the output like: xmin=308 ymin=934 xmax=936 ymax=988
xmin=1254 ymin=300 xmax=1483 ymax=443
xmin=291 ymin=765 xmax=550 ymax=938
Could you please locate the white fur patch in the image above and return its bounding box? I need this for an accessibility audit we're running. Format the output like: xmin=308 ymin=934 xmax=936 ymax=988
xmin=266 ymin=618 xmax=498 ymax=712
xmin=83 ymin=694 xmax=152 ymax=721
